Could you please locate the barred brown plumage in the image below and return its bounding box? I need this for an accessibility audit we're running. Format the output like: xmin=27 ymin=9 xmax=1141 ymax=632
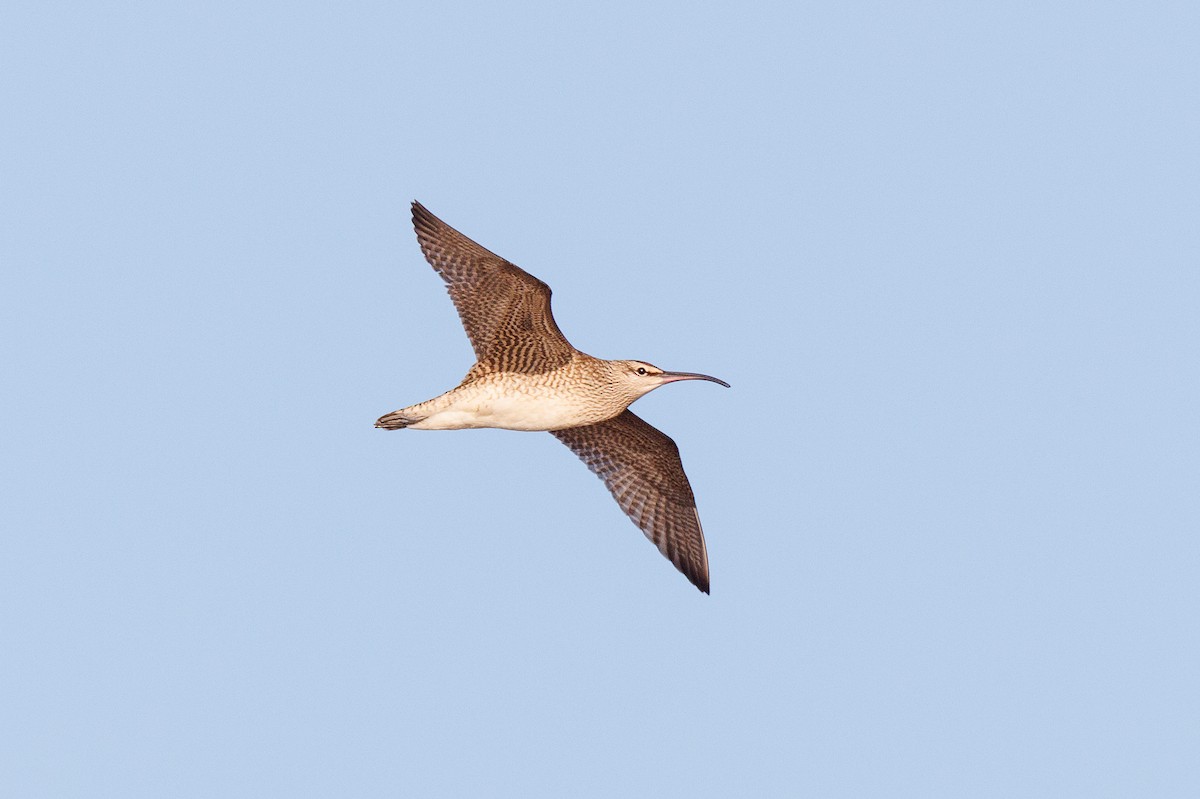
xmin=552 ymin=410 xmax=710 ymax=593
xmin=412 ymin=201 xmax=573 ymax=374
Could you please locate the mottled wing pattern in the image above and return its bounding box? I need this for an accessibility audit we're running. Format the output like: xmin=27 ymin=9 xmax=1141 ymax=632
xmin=411 ymin=202 xmax=575 ymax=373
xmin=552 ymin=410 xmax=711 ymax=593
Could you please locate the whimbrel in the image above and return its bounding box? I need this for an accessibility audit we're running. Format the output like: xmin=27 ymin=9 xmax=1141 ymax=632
xmin=376 ymin=202 xmax=728 ymax=593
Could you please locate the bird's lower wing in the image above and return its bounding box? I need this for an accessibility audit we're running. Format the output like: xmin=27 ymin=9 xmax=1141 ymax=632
xmin=551 ymin=410 xmax=711 ymax=593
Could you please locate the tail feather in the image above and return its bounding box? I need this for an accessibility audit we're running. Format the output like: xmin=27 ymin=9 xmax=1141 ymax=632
xmin=376 ymin=410 xmax=420 ymax=429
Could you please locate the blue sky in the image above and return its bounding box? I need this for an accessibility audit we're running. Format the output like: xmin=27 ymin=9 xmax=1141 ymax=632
xmin=3 ymin=2 xmax=1198 ymax=796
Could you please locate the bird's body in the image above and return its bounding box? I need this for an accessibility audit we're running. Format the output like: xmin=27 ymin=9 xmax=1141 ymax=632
xmin=377 ymin=354 xmax=631 ymax=432
xmin=377 ymin=202 xmax=728 ymax=593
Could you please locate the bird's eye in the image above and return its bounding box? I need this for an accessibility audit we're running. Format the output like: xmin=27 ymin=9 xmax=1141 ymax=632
xmin=636 ymin=367 xmax=647 ymax=375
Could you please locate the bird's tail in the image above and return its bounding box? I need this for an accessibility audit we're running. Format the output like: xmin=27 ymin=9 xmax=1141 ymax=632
xmin=375 ymin=410 xmax=422 ymax=429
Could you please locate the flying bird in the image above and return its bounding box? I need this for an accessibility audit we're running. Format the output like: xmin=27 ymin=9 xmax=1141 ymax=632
xmin=377 ymin=202 xmax=728 ymax=593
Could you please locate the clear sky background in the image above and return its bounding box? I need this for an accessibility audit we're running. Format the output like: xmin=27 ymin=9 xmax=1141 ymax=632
xmin=3 ymin=2 xmax=1198 ymax=797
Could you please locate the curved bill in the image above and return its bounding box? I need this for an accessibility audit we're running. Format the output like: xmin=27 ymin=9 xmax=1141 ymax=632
xmin=659 ymin=370 xmax=731 ymax=388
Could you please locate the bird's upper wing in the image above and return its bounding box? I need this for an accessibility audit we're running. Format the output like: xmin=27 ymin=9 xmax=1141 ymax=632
xmin=551 ymin=410 xmax=711 ymax=593
xmin=411 ymin=201 xmax=575 ymax=373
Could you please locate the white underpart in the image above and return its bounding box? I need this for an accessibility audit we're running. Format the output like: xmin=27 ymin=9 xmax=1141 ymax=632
xmin=407 ymin=379 xmax=610 ymax=431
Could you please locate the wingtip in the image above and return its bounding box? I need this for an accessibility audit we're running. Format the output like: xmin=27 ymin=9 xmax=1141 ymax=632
xmin=411 ymin=200 xmax=447 ymax=242
xmin=411 ymin=199 xmax=432 ymax=226
xmin=682 ymin=559 xmax=710 ymax=594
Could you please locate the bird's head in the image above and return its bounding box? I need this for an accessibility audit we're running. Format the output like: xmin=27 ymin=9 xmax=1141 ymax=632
xmin=612 ymin=360 xmax=730 ymax=404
